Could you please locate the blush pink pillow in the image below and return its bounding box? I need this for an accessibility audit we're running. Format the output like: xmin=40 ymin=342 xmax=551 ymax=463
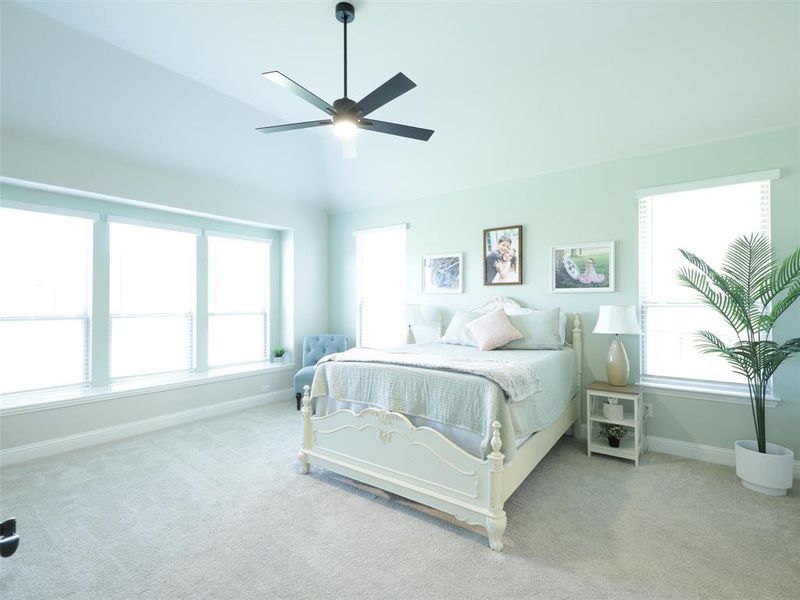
xmin=465 ymin=308 xmax=522 ymax=351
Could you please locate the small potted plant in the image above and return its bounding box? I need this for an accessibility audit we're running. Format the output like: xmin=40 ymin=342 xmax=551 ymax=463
xmin=599 ymin=423 xmax=627 ymax=448
xmin=271 ymin=347 xmax=286 ymax=363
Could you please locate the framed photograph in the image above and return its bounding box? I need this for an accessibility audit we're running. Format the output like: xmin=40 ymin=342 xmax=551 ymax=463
xmin=551 ymin=241 xmax=615 ymax=293
xmin=483 ymin=225 xmax=523 ymax=286
xmin=422 ymin=253 xmax=463 ymax=294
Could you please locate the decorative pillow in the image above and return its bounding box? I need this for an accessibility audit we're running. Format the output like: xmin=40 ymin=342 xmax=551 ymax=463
xmin=465 ymin=308 xmax=522 ymax=351
xmin=440 ymin=311 xmax=480 ymax=346
xmin=503 ymin=308 xmax=563 ymax=350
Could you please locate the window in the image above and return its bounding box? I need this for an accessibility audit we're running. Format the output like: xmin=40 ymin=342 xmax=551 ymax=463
xmin=207 ymin=234 xmax=270 ymax=367
xmin=355 ymin=225 xmax=407 ymax=348
xmin=0 ymin=207 xmax=93 ymax=394
xmin=639 ymin=176 xmax=772 ymax=391
xmin=110 ymin=221 xmax=196 ymax=379
xmin=1 ymin=192 xmax=280 ymax=405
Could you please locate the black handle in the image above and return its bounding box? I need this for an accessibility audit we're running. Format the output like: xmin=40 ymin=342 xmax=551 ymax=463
xmin=1 ymin=518 xmax=19 ymax=558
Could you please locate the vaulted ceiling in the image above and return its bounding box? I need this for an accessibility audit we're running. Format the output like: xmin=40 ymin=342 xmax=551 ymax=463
xmin=3 ymin=1 xmax=798 ymax=212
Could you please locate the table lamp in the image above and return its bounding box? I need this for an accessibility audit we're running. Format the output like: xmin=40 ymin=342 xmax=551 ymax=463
xmin=593 ymin=305 xmax=641 ymax=386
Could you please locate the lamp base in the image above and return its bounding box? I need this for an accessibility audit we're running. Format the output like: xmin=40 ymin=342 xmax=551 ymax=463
xmin=606 ymin=336 xmax=630 ymax=386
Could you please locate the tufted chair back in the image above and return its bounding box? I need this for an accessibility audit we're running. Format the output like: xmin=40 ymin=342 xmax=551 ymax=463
xmin=303 ymin=334 xmax=348 ymax=367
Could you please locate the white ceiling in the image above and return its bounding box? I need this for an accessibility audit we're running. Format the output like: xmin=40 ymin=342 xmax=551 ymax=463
xmin=3 ymin=1 xmax=798 ymax=212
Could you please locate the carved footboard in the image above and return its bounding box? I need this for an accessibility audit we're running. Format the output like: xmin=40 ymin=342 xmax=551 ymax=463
xmin=298 ymin=387 xmax=508 ymax=551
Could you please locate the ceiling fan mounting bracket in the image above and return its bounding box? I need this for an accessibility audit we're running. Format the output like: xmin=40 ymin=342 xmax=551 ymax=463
xmin=335 ymin=2 xmax=355 ymax=24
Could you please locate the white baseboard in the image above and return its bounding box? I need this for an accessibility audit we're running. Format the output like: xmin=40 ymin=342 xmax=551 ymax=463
xmin=0 ymin=387 xmax=293 ymax=467
xmin=575 ymin=424 xmax=800 ymax=479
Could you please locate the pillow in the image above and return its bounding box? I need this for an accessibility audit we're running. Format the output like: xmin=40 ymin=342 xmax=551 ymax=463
xmin=503 ymin=308 xmax=563 ymax=350
xmin=440 ymin=311 xmax=480 ymax=346
xmin=411 ymin=324 xmax=442 ymax=344
xmin=559 ymin=310 xmax=568 ymax=345
xmin=465 ymin=308 xmax=522 ymax=351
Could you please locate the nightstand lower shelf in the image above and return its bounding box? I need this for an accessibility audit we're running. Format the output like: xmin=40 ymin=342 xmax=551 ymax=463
xmin=589 ymin=435 xmax=637 ymax=460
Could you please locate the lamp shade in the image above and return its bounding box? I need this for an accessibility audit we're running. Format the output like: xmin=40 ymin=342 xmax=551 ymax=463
xmin=593 ymin=305 xmax=641 ymax=335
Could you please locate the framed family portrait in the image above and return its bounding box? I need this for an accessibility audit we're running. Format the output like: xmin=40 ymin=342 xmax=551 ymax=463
xmin=551 ymin=241 xmax=615 ymax=293
xmin=483 ymin=225 xmax=522 ymax=286
xmin=422 ymin=253 xmax=463 ymax=294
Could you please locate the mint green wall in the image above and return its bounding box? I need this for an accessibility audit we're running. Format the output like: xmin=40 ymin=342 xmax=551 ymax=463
xmin=328 ymin=127 xmax=800 ymax=455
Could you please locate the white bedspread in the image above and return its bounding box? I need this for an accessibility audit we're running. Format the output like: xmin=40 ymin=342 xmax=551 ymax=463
xmin=311 ymin=343 xmax=577 ymax=460
xmin=318 ymin=346 xmax=542 ymax=402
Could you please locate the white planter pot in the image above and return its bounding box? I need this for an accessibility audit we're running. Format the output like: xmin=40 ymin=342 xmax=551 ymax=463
xmin=734 ymin=440 xmax=794 ymax=496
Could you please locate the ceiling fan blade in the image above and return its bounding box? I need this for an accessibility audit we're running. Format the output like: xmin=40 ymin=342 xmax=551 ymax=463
xmin=354 ymin=73 xmax=416 ymax=117
xmin=261 ymin=71 xmax=335 ymax=116
xmin=359 ymin=119 xmax=434 ymax=141
xmin=256 ymin=120 xmax=332 ymax=134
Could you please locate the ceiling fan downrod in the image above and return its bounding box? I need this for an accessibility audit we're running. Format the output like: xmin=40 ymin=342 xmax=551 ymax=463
xmin=336 ymin=2 xmax=355 ymax=100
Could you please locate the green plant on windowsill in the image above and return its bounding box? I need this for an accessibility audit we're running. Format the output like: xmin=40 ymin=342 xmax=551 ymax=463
xmin=271 ymin=347 xmax=286 ymax=361
xmin=599 ymin=423 xmax=627 ymax=448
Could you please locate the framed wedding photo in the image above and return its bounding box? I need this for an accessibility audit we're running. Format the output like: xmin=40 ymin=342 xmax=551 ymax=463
xmin=422 ymin=253 xmax=463 ymax=294
xmin=483 ymin=225 xmax=522 ymax=286
xmin=551 ymin=241 xmax=615 ymax=293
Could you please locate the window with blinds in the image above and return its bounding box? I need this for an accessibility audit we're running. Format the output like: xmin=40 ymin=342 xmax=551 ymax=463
xmin=639 ymin=177 xmax=772 ymax=391
xmin=355 ymin=225 xmax=407 ymax=348
xmin=110 ymin=221 xmax=196 ymax=379
xmin=0 ymin=207 xmax=93 ymax=394
xmin=207 ymin=234 xmax=270 ymax=367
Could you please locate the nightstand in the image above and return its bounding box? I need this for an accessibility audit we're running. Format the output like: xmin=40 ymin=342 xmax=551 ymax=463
xmin=586 ymin=381 xmax=646 ymax=466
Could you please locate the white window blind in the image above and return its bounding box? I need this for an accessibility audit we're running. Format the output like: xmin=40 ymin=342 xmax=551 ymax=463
xmin=639 ymin=178 xmax=771 ymax=390
xmin=207 ymin=234 xmax=270 ymax=367
xmin=110 ymin=222 xmax=196 ymax=379
xmin=355 ymin=225 xmax=407 ymax=348
xmin=0 ymin=207 xmax=93 ymax=393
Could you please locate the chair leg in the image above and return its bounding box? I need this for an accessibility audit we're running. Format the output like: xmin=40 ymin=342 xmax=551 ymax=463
xmin=296 ymin=393 xmax=302 ymax=411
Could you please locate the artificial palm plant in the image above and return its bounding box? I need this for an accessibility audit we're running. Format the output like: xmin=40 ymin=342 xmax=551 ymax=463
xmin=678 ymin=233 xmax=800 ymax=453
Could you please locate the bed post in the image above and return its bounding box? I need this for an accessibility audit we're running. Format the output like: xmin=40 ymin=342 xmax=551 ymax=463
xmin=572 ymin=313 xmax=583 ymax=437
xmin=297 ymin=384 xmax=312 ymax=474
xmin=486 ymin=420 xmax=507 ymax=552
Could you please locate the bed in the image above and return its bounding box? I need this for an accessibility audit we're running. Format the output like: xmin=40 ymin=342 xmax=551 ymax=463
xmin=297 ymin=298 xmax=583 ymax=551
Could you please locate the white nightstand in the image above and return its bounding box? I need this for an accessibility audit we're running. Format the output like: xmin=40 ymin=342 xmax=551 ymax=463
xmin=586 ymin=381 xmax=646 ymax=466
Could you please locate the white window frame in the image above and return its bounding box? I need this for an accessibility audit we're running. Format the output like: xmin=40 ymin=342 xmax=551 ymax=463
xmin=206 ymin=230 xmax=272 ymax=368
xmin=108 ymin=217 xmax=199 ymax=381
xmin=637 ymin=170 xmax=780 ymax=405
xmin=354 ymin=224 xmax=408 ymax=348
xmin=0 ymin=202 xmax=97 ymax=394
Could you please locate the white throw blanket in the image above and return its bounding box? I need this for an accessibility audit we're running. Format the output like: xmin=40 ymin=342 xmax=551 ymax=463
xmin=318 ymin=347 xmax=541 ymax=402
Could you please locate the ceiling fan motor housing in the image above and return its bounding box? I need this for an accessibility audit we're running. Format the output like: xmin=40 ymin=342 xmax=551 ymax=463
xmin=333 ymin=97 xmax=358 ymax=114
xmin=335 ymin=2 xmax=355 ymax=24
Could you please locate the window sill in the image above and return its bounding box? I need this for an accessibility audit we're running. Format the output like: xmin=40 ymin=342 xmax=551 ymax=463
xmin=0 ymin=361 xmax=295 ymax=417
xmin=640 ymin=378 xmax=780 ymax=408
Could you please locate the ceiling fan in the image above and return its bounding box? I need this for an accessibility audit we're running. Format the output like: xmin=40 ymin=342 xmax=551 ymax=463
xmin=256 ymin=2 xmax=434 ymax=142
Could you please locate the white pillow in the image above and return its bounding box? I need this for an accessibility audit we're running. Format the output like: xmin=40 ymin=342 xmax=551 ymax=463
xmin=503 ymin=308 xmax=563 ymax=350
xmin=440 ymin=311 xmax=480 ymax=346
xmin=466 ymin=308 xmax=522 ymax=351
xmin=559 ymin=310 xmax=568 ymax=345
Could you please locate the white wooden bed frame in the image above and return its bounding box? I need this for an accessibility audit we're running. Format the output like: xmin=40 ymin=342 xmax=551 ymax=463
xmin=297 ymin=299 xmax=582 ymax=552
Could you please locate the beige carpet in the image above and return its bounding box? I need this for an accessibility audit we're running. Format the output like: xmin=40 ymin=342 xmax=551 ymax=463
xmin=1 ymin=401 xmax=797 ymax=600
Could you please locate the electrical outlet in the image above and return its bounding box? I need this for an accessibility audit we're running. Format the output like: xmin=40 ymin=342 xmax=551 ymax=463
xmin=644 ymin=403 xmax=654 ymax=419
xmin=260 ymin=384 xmax=271 ymax=393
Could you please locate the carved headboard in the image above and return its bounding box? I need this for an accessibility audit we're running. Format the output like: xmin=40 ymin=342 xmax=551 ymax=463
xmin=472 ymin=296 xmax=532 ymax=316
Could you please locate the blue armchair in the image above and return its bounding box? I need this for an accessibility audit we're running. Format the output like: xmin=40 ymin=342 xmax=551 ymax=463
xmin=294 ymin=334 xmax=348 ymax=409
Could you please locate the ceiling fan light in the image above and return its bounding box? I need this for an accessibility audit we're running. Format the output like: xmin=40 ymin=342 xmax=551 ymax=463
xmin=332 ymin=117 xmax=358 ymax=139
